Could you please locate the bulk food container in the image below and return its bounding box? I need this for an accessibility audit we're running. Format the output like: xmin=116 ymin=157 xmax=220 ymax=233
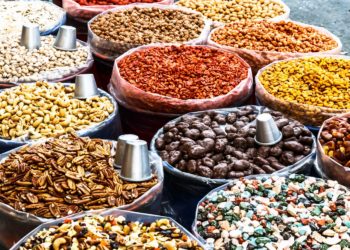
xmin=207 ymin=20 xmax=342 ymax=74
xmin=0 ymin=82 xmax=121 ymax=153
xmin=317 ymin=113 xmax=350 ymax=187
xmin=11 ymin=209 xmax=205 ymax=250
xmin=88 ymin=4 xmax=211 ymax=61
xmin=150 ymin=106 xmax=316 ymax=196
xmin=192 ymin=174 xmax=350 ymax=249
xmin=0 ymin=140 xmax=164 ymax=248
xmin=0 ymin=1 xmax=66 ymax=37
xmin=255 ymin=55 xmax=350 ymax=128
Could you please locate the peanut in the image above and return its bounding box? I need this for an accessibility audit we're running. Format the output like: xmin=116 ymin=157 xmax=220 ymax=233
xmin=177 ymin=0 xmax=286 ymax=23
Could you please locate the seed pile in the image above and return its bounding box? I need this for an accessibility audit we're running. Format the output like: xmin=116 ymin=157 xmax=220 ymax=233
xmin=211 ymin=21 xmax=338 ymax=53
xmin=0 ymin=1 xmax=65 ymax=37
xmin=258 ymin=57 xmax=350 ymax=110
xmin=196 ymin=175 xmax=350 ymax=249
xmin=118 ymin=45 xmax=248 ymax=100
xmin=0 ymin=36 xmax=89 ymax=83
xmin=177 ymin=0 xmax=286 ymax=23
xmin=0 ymin=135 xmax=158 ymax=218
xmin=0 ymin=82 xmax=114 ymax=140
xmin=320 ymin=116 xmax=350 ymax=167
xmin=19 ymin=215 xmax=203 ymax=249
xmin=155 ymin=106 xmax=313 ymax=179
xmin=90 ymin=7 xmax=205 ymax=44
xmin=76 ymin=0 xmax=162 ymax=5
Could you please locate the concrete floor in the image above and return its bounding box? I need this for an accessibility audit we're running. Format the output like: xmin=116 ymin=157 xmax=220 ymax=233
xmin=284 ymin=0 xmax=350 ymax=53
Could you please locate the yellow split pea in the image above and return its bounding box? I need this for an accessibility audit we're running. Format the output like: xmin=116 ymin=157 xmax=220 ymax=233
xmin=259 ymin=57 xmax=350 ymax=110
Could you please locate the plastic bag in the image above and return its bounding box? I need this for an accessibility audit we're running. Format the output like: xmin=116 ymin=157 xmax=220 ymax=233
xmin=63 ymin=0 xmax=173 ymax=23
xmin=0 ymin=146 xmax=164 ymax=249
xmin=176 ymin=0 xmax=290 ymax=28
xmin=0 ymin=40 xmax=93 ymax=84
xmin=149 ymin=105 xmax=316 ymax=196
xmin=10 ymin=208 xmax=203 ymax=250
xmin=0 ymin=1 xmax=66 ymax=37
xmin=255 ymin=55 xmax=350 ymax=127
xmin=317 ymin=114 xmax=350 ymax=187
xmin=88 ymin=3 xmax=212 ymax=61
xmin=0 ymin=83 xmax=121 ymax=154
xmin=109 ymin=44 xmax=253 ymax=114
xmin=207 ymin=20 xmax=342 ymax=74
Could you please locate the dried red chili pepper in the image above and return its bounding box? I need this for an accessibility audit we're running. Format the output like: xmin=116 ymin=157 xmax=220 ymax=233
xmin=118 ymin=45 xmax=249 ymax=100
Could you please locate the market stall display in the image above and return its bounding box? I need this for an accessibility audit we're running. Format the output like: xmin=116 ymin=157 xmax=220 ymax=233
xmin=0 ymin=82 xmax=121 ymax=153
xmin=88 ymin=4 xmax=211 ymax=61
xmin=111 ymin=44 xmax=252 ymax=114
xmin=11 ymin=210 xmax=204 ymax=250
xmin=63 ymin=0 xmax=173 ymax=22
xmin=0 ymin=135 xmax=164 ymax=248
xmin=317 ymin=114 xmax=350 ymax=187
xmin=256 ymin=56 xmax=350 ymax=127
xmin=0 ymin=1 xmax=66 ymax=37
xmin=176 ymin=0 xmax=289 ymax=25
xmin=151 ymin=106 xmax=316 ymax=193
xmin=208 ymin=20 xmax=342 ymax=73
xmin=194 ymin=174 xmax=350 ymax=249
xmin=0 ymin=36 xmax=93 ymax=83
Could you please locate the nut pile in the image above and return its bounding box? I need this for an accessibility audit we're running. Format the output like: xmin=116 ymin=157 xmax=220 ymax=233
xmin=177 ymin=0 xmax=286 ymax=23
xmin=258 ymin=57 xmax=350 ymax=110
xmin=118 ymin=45 xmax=249 ymax=100
xmin=0 ymin=1 xmax=65 ymax=37
xmin=19 ymin=215 xmax=203 ymax=249
xmin=196 ymin=175 xmax=350 ymax=249
xmin=0 ymin=134 xmax=158 ymax=218
xmin=0 ymin=36 xmax=89 ymax=83
xmin=0 ymin=82 xmax=114 ymax=140
xmin=155 ymin=106 xmax=313 ymax=179
xmin=90 ymin=7 xmax=205 ymax=45
xmin=76 ymin=0 xmax=162 ymax=5
xmin=211 ymin=21 xmax=338 ymax=53
xmin=320 ymin=116 xmax=350 ymax=167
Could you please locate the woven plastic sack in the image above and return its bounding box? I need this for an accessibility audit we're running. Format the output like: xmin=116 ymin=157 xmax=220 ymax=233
xmin=150 ymin=105 xmax=316 ymax=195
xmin=0 ymin=146 xmax=164 ymax=248
xmin=317 ymin=114 xmax=350 ymax=187
xmin=255 ymin=55 xmax=350 ymax=127
xmin=110 ymin=44 xmax=253 ymax=114
xmin=176 ymin=0 xmax=290 ymax=28
xmin=0 ymin=83 xmax=121 ymax=154
xmin=10 ymin=208 xmax=203 ymax=250
xmin=63 ymin=0 xmax=173 ymax=23
xmin=88 ymin=3 xmax=212 ymax=61
xmin=0 ymin=40 xmax=94 ymax=84
xmin=0 ymin=1 xmax=66 ymax=37
xmin=208 ymin=20 xmax=342 ymax=74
